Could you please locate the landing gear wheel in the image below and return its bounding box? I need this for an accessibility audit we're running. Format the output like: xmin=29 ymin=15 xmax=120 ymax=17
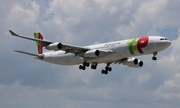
xmin=106 ymin=67 xmax=112 ymax=71
xmin=79 ymin=65 xmax=86 ymax=70
xmin=152 ymin=52 xmax=158 ymax=61
xmin=91 ymin=65 xmax=94 ymax=69
xmin=101 ymin=63 xmax=112 ymax=75
xmin=83 ymin=62 xmax=89 ymax=67
xmin=101 ymin=70 xmax=105 ymax=74
xmin=101 ymin=70 xmax=108 ymax=75
xmin=82 ymin=66 xmax=86 ymax=70
xmin=91 ymin=65 xmax=97 ymax=70
xmin=91 ymin=63 xmax=97 ymax=70
xmin=86 ymin=63 xmax=89 ymax=67
xmin=105 ymin=70 xmax=108 ymax=75
xmin=79 ymin=65 xmax=83 ymax=70
xmin=108 ymin=67 xmax=112 ymax=71
xmin=152 ymin=56 xmax=157 ymax=61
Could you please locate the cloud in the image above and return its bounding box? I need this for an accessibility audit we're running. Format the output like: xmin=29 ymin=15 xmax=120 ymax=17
xmin=155 ymin=29 xmax=180 ymax=104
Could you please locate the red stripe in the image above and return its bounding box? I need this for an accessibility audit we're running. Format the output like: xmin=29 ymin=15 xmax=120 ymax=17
xmin=38 ymin=33 xmax=43 ymax=54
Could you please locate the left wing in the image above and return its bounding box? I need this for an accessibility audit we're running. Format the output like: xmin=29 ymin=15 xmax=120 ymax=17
xmin=10 ymin=30 xmax=90 ymax=53
xmin=9 ymin=30 xmax=113 ymax=57
xmin=9 ymin=30 xmax=53 ymax=46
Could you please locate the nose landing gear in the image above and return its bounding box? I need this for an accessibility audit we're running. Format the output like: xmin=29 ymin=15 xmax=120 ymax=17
xmin=152 ymin=52 xmax=157 ymax=61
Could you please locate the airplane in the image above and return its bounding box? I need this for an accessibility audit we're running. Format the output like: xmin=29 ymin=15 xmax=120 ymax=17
xmin=9 ymin=30 xmax=171 ymax=75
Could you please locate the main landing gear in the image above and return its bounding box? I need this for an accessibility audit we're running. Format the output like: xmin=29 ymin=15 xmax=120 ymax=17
xmin=152 ymin=52 xmax=157 ymax=61
xmin=79 ymin=62 xmax=112 ymax=75
xmin=101 ymin=63 xmax=112 ymax=75
xmin=79 ymin=61 xmax=89 ymax=70
xmin=91 ymin=63 xmax=97 ymax=70
xmin=79 ymin=62 xmax=97 ymax=70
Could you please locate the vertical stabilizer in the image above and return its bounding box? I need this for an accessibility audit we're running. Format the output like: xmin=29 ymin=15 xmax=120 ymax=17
xmin=34 ymin=32 xmax=44 ymax=54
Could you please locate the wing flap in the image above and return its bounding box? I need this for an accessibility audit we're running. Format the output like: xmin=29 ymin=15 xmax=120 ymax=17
xmin=61 ymin=43 xmax=89 ymax=54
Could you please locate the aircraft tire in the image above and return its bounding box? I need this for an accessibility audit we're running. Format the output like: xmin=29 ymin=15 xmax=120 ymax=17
xmin=152 ymin=56 xmax=157 ymax=61
xmin=101 ymin=70 xmax=105 ymax=74
xmin=105 ymin=71 xmax=108 ymax=75
xmin=101 ymin=70 xmax=108 ymax=74
xmin=108 ymin=67 xmax=112 ymax=71
xmin=83 ymin=62 xmax=90 ymax=67
xmin=106 ymin=67 xmax=112 ymax=71
xmin=82 ymin=66 xmax=86 ymax=70
xmin=91 ymin=65 xmax=97 ymax=70
xmin=79 ymin=65 xmax=83 ymax=70
xmin=86 ymin=63 xmax=90 ymax=67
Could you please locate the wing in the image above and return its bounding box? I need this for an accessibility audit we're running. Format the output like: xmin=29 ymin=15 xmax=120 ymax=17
xmin=9 ymin=30 xmax=113 ymax=57
xmin=59 ymin=43 xmax=90 ymax=54
xmin=9 ymin=30 xmax=53 ymax=46
xmin=10 ymin=30 xmax=89 ymax=52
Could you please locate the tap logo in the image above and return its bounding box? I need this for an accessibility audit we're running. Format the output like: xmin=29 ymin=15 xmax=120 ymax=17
xmin=127 ymin=36 xmax=149 ymax=55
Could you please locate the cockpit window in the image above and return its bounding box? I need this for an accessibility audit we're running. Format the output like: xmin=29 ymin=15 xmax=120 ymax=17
xmin=160 ymin=38 xmax=167 ymax=40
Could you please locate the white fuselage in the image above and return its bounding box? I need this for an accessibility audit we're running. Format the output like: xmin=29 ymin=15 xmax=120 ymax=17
xmin=41 ymin=36 xmax=171 ymax=65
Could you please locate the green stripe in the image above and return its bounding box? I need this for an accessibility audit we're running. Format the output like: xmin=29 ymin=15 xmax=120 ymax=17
xmin=34 ymin=33 xmax=39 ymax=48
xmin=128 ymin=38 xmax=138 ymax=55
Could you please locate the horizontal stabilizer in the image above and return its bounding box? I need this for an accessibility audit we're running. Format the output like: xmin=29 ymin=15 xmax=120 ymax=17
xmin=14 ymin=50 xmax=44 ymax=59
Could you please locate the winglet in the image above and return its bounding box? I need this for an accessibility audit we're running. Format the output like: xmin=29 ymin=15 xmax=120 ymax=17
xmin=9 ymin=30 xmax=19 ymax=36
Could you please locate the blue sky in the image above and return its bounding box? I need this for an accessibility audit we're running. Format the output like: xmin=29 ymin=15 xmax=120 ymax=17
xmin=1 ymin=0 xmax=180 ymax=108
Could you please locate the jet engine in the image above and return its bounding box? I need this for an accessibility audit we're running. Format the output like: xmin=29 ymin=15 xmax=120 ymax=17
xmin=46 ymin=42 xmax=62 ymax=50
xmin=127 ymin=60 xmax=143 ymax=68
xmin=122 ymin=58 xmax=143 ymax=68
xmin=84 ymin=50 xmax=100 ymax=57
xmin=122 ymin=58 xmax=138 ymax=65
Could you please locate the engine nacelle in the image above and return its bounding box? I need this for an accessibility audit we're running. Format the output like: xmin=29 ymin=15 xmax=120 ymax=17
xmin=122 ymin=58 xmax=143 ymax=68
xmin=46 ymin=42 xmax=62 ymax=50
xmin=122 ymin=58 xmax=138 ymax=66
xmin=84 ymin=50 xmax=100 ymax=57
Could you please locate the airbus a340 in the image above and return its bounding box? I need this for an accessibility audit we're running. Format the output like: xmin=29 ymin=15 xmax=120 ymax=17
xmin=9 ymin=30 xmax=171 ymax=75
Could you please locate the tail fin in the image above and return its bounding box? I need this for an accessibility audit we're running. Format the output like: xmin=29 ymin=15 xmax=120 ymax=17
xmin=34 ymin=32 xmax=44 ymax=54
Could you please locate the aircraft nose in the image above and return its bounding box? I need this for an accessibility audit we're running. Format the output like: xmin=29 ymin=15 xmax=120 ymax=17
xmin=166 ymin=40 xmax=172 ymax=46
xmin=163 ymin=40 xmax=172 ymax=48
